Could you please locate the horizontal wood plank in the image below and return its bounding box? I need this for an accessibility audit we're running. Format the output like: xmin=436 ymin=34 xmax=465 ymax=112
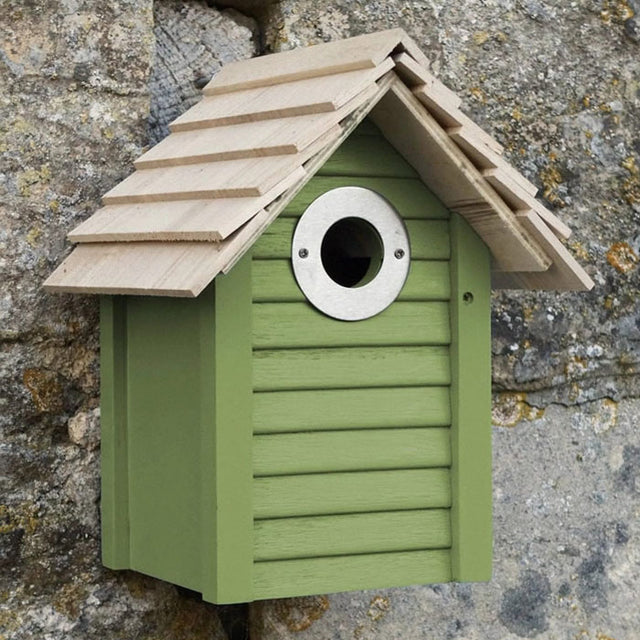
xmin=252 ymin=259 xmax=450 ymax=302
xmin=317 ymin=134 xmax=419 ymax=178
xmin=253 ymin=427 xmax=451 ymax=476
xmin=252 ymin=345 xmax=450 ymax=391
xmin=252 ymin=219 xmax=449 ymax=260
xmin=69 ymin=170 xmax=304 ymax=243
xmin=136 ymin=87 xmax=376 ymax=170
xmin=253 ymin=548 xmax=452 ymax=599
xmin=254 ymin=509 xmax=451 ymax=561
xmin=102 ymin=131 xmax=338 ymax=204
xmin=253 ymin=468 xmax=451 ymax=518
xmin=280 ymin=176 xmax=450 ymax=220
xmin=253 ymin=386 xmax=450 ymax=434
xmin=204 ymin=30 xmax=402 ymax=94
xmin=171 ymin=63 xmax=394 ymax=132
xmin=252 ymin=301 xmax=450 ymax=349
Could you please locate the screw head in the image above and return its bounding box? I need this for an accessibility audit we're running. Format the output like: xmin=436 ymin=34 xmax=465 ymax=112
xmin=394 ymin=248 xmax=405 ymax=259
xmin=298 ymin=248 xmax=309 ymax=259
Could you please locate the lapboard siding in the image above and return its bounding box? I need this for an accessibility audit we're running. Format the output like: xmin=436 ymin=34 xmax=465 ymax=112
xmin=251 ymin=119 xmax=454 ymax=599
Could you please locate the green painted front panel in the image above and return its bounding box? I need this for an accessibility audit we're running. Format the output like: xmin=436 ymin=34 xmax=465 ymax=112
xmin=251 ymin=119 xmax=455 ymax=599
xmin=123 ymin=288 xmax=215 ymax=592
xmin=254 ymin=510 xmax=452 ymax=561
xmin=253 ymin=301 xmax=450 ymax=349
xmin=253 ymin=387 xmax=451 ymax=433
xmin=253 ymin=427 xmax=451 ymax=476
xmin=254 ymin=469 xmax=452 ymax=519
xmin=253 ymin=550 xmax=452 ymax=600
xmin=252 ymin=259 xmax=451 ymax=302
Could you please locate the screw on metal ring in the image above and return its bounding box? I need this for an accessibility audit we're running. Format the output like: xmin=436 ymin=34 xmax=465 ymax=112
xmin=394 ymin=248 xmax=405 ymax=259
xmin=298 ymin=248 xmax=309 ymax=258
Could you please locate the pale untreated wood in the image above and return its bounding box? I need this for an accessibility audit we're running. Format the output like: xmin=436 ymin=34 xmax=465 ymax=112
xmin=483 ymin=168 xmax=572 ymax=239
xmin=69 ymin=170 xmax=304 ymax=243
xmin=102 ymin=131 xmax=336 ymax=204
xmin=171 ymin=61 xmax=394 ymax=132
xmin=253 ymin=468 xmax=452 ymax=519
xmin=370 ymin=79 xmax=551 ymax=272
xmin=253 ymin=549 xmax=452 ymax=599
xmin=253 ymin=386 xmax=451 ymax=433
xmin=254 ymin=510 xmax=452 ymax=561
xmin=252 ymin=301 xmax=451 ymax=349
xmin=510 ymin=210 xmax=593 ymax=290
xmin=393 ymin=53 xmax=461 ymax=111
xmin=412 ymin=86 xmax=503 ymax=155
xmin=137 ymin=87 xmax=377 ymax=170
xmin=43 ymin=242 xmax=223 ymax=297
xmin=204 ymin=29 xmax=405 ymax=94
xmin=253 ymin=427 xmax=451 ymax=476
xmin=251 ymin=259 xmax=451 ymax=302
xmin=252 ymin=345 xmax=451 ymax=391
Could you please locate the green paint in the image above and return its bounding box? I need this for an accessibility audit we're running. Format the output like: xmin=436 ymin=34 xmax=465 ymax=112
xmin=125 ymin=291 xmax=213 ymax=591
xmin=253 ymin=427 xmax=451 ymax=476
xmin=252 ymin=386 xmax=451 ymax=434
xmin=254 ymin=468 xmax=451 ymax=519
xmin=254 ymin=509 xmax=452 ymax=561
xmin=253 ymin=549 xmax=452 ymax=600
xmin=280 ymin=176 xmax=449 ymax=220
xmin=317 ymin=134 xmax=419 ymax=178
xmin=99 ymin=258 xmax=254 ymax=603
xmin=449 ymin=213 xmax=493 ymax=581
xmin=208 ymin=254 xmax=254 ymax=603
xmin=99 ymin=296 xmax=130 ymax=569
xmin=253 ymin=345 xmax=451 ymax=391
xmin=252 ymin=259 xmax=450 ymax=302
xmin=253 ymin=301 xmax=450 ymax=349
xmin=100 ymin=115 xmax=494 ymax=603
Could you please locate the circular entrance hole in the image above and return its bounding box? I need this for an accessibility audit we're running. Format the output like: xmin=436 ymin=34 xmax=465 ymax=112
xmin=320 ymin=217 xmax=384 ymax=288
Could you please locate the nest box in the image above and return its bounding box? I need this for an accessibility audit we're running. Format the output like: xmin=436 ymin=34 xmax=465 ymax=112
xmin=45 ymin=29 xmax=593 ymax=603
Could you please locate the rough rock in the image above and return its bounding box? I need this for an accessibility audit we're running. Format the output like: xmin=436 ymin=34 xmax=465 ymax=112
xmin=149 ymin=0 xmax=258 ymax=142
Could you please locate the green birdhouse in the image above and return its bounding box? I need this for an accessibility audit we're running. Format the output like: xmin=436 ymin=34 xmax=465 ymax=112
xmin=45 ymin=29 xmax=593 ymax=604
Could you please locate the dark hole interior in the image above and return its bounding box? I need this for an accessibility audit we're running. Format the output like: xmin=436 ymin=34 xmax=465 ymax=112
xmin=320 ymin=217 xmax=384 ymax=288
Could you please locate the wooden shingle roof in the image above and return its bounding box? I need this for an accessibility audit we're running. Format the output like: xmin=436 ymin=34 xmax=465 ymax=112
xmin=44 ymin=29 xmax=593 ymax=296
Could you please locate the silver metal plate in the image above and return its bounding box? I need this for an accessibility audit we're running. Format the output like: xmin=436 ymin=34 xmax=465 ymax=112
xmin=291 ymin=186 xmax=411 ymax=321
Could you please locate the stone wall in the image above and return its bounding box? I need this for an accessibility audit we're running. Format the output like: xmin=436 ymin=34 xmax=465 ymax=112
xmin=1 ymin=1 xmax=639 ymax=639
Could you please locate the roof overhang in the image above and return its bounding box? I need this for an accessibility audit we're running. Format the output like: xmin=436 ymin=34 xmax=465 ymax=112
xmin=44 ymin=29 xmax=593 ymax=297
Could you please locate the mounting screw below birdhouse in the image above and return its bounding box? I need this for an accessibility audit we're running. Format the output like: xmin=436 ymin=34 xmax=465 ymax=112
xmin=298 ymin=248 xmax=309 ymax=258
xmin=394 ymin=248 xmax=405 ymax=259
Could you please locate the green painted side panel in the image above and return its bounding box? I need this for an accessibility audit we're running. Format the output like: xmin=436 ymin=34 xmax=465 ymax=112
xmin=280 ymin=176 xmax=449 ymax=220
xmin=125 ymin=290 xmax=214 ymax=592
xmin=254 ymin=510 xmax=452 ymax=561
xmin=449 ymin=214 xmax=493 ymax=581
xmin=252 ymin=259 xmax=450 ymax=302
xmin=253 ymin=219 xmax=450 ymax=260
xmin=254 ymin=468 xmax=451 ymax=519
xmin=253 ymin=427 xmax=451 ymax=476
xmin=253 ymin=301 xmax=450 ymax=349
xmin=209 ymin=255 xmax=254 ymax=603
xmin=253 ymin=549 xmax=452 ymax=600
xmin=253 ymin=346 xmax=451 ymax=391
xmin=317 ymin=135 xmax=419 ymax=178
xmin=253 ymin=387 xmax=451 ymax=434
xmin=99 ymin=296 xmax=130 ymax=569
